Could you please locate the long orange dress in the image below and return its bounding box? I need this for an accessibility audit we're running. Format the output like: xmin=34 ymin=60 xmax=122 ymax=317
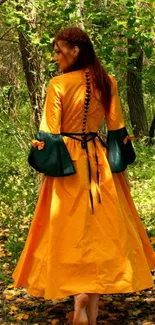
xmin=12 ymin=69 xmax=155 ymax=300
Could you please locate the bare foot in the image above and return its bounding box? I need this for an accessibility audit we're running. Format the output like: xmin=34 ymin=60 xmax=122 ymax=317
xmin=73 ymin=293 xmax=89 ymax=325
xmin=86 ymin=294 xmax=100 ymax=325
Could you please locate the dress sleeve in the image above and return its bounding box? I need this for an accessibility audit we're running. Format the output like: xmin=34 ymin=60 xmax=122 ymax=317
xmin=39 ymin=78 xmax=62 ymax=134
xmin=28 ymin=77 xmax=76 ymax=177
xmin=105 ymin=76 xmax=136 ymax=173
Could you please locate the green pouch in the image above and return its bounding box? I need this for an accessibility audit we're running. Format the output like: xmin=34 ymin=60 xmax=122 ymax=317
xmin=28 ymin=131 xmax=76 ymax=177
xmin=107 ymin=127 xmax=136 ymax=173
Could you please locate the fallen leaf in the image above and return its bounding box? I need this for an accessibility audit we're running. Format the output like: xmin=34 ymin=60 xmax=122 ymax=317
xmin=5 ymin=294 xmax=14 ymax=300
xmin=15 ymin=313 xmax=29 ymax=320
xmin=104 ymin=296 xmax=113 ymax=302
xmin=66 ymin=311 xmax=74 ymax=324
xmin=150 ymin=237 xmax=155 ymax=244
xmin=100 ymin=311 xmax=109 ymax=319
xmin=125 ymin=297 xmax=133 ymax=302
xmin=112 ymin=301 xmax=122 ymax=307
xmin=98 ymin=300 xmax=105 ymax=307
xmin=144 ymin=297 xmax=155 ymax=302
xmin=15 ymin=298 xmax=24 ymax=303
xmin=26 ymin=300 xmax=35 ymax=305
xmin=134 ymin=295 xmax=140 ymax=300
xmin=108 ymin=312 xmax=117 ymax=320
xmin=50 ymin=319 xmax=60 ymax=325
xmin=132 ymin=309 xmax=142 ymax=316
xmin=10 ymin=305 xmax=18 ymax=312
xmin=7 ymin=284 xmax=14 ymax=289
xmin=5 ymin=289 xmax=16 ymax=294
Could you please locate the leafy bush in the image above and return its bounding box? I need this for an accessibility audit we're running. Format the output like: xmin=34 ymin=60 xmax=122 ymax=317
xmin=129 ymin=139 xmax=155 ymax=237
xmin=0 ymin=107 xmax=39 ymax=264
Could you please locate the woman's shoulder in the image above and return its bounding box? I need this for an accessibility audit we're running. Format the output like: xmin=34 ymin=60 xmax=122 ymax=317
xmin=50 ymin=70 xmax=83 ymax=84
xmin=47 ymin=70 xmax=84 ymax=95
xmin=108 ymin=74 xmax=117 ymax=84
xmin=108 ymin=74 xmax=118 ymax=94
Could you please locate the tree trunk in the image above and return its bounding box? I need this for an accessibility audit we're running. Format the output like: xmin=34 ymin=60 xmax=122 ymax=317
xmin=16 ymin=1 xmax=44 ymax=129
xmin=18 ymin=31 xmax=41 ymax=128
xmin=66 ymin=0 xmax=84 ymax=29
xmin=149 ymin=115 xmax=155 ymax=144
xmin=76 ymin=0 xmax=84 ymax=29
xmin=127 ymin=38 xmax=148 ymax=138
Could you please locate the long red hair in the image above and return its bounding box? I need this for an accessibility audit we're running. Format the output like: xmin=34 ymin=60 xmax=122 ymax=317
xmin=53 ymin=27 xmax=112 ymax=112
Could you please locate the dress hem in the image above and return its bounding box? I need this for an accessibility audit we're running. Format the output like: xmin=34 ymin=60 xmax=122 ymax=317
xmin=12 ymin=280 xmax=154 ymax=301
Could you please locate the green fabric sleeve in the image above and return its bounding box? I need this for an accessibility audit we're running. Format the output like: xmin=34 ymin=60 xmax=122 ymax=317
xmin=28 ymin=131 xmax=76 ymax=177
xmin=107 ymin=127 xmax=136 ymax=173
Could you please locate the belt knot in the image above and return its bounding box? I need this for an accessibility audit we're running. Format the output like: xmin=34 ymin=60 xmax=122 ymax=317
xmin=61 ymin=132 xmax=107 ymax=214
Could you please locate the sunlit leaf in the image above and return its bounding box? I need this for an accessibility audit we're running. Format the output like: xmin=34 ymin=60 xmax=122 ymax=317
xmin=15 ymin=313 xmax=29 ymax=320
xmin=10 ymin=305 xmax=18 ymax=312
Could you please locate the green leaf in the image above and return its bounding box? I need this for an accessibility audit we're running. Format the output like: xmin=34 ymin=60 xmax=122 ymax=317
xmin=144 ymin=44 xmax=153 ymax=59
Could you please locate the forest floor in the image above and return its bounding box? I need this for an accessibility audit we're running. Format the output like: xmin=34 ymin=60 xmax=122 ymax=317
xmin=0 ymin=227 xmax=155 ymax=325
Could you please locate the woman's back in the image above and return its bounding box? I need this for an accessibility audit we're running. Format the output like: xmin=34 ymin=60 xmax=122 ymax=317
xmin=40 ymin=69 xmax=125 ymax=136
xmin=60 ymin=70 xmax=105 ymax=133
xmin=40 ymin=69 xmax=107 ymax=134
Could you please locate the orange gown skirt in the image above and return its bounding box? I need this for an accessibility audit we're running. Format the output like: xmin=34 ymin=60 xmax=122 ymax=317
xmin=12 ymin=137 xmax=155 ymax=300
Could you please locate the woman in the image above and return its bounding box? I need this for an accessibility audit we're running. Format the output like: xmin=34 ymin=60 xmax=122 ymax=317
xmin=13 ymin=27 xmax=155 ymax=325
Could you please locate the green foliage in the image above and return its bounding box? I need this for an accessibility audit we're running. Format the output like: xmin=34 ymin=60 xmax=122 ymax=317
xmin=1 ymin=0 xmax=155 ymax=128
xmin=1 ymin=0 xmax=155 ymax=78
xmin=0 ymin=107 xmax=38 ymax=264
xmin=129 ymin=139 xmax=155 ymax=236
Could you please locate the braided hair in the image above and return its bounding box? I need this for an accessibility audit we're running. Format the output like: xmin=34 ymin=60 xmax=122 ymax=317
xmin=53 ymin=27 xmax=112 ymax=113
